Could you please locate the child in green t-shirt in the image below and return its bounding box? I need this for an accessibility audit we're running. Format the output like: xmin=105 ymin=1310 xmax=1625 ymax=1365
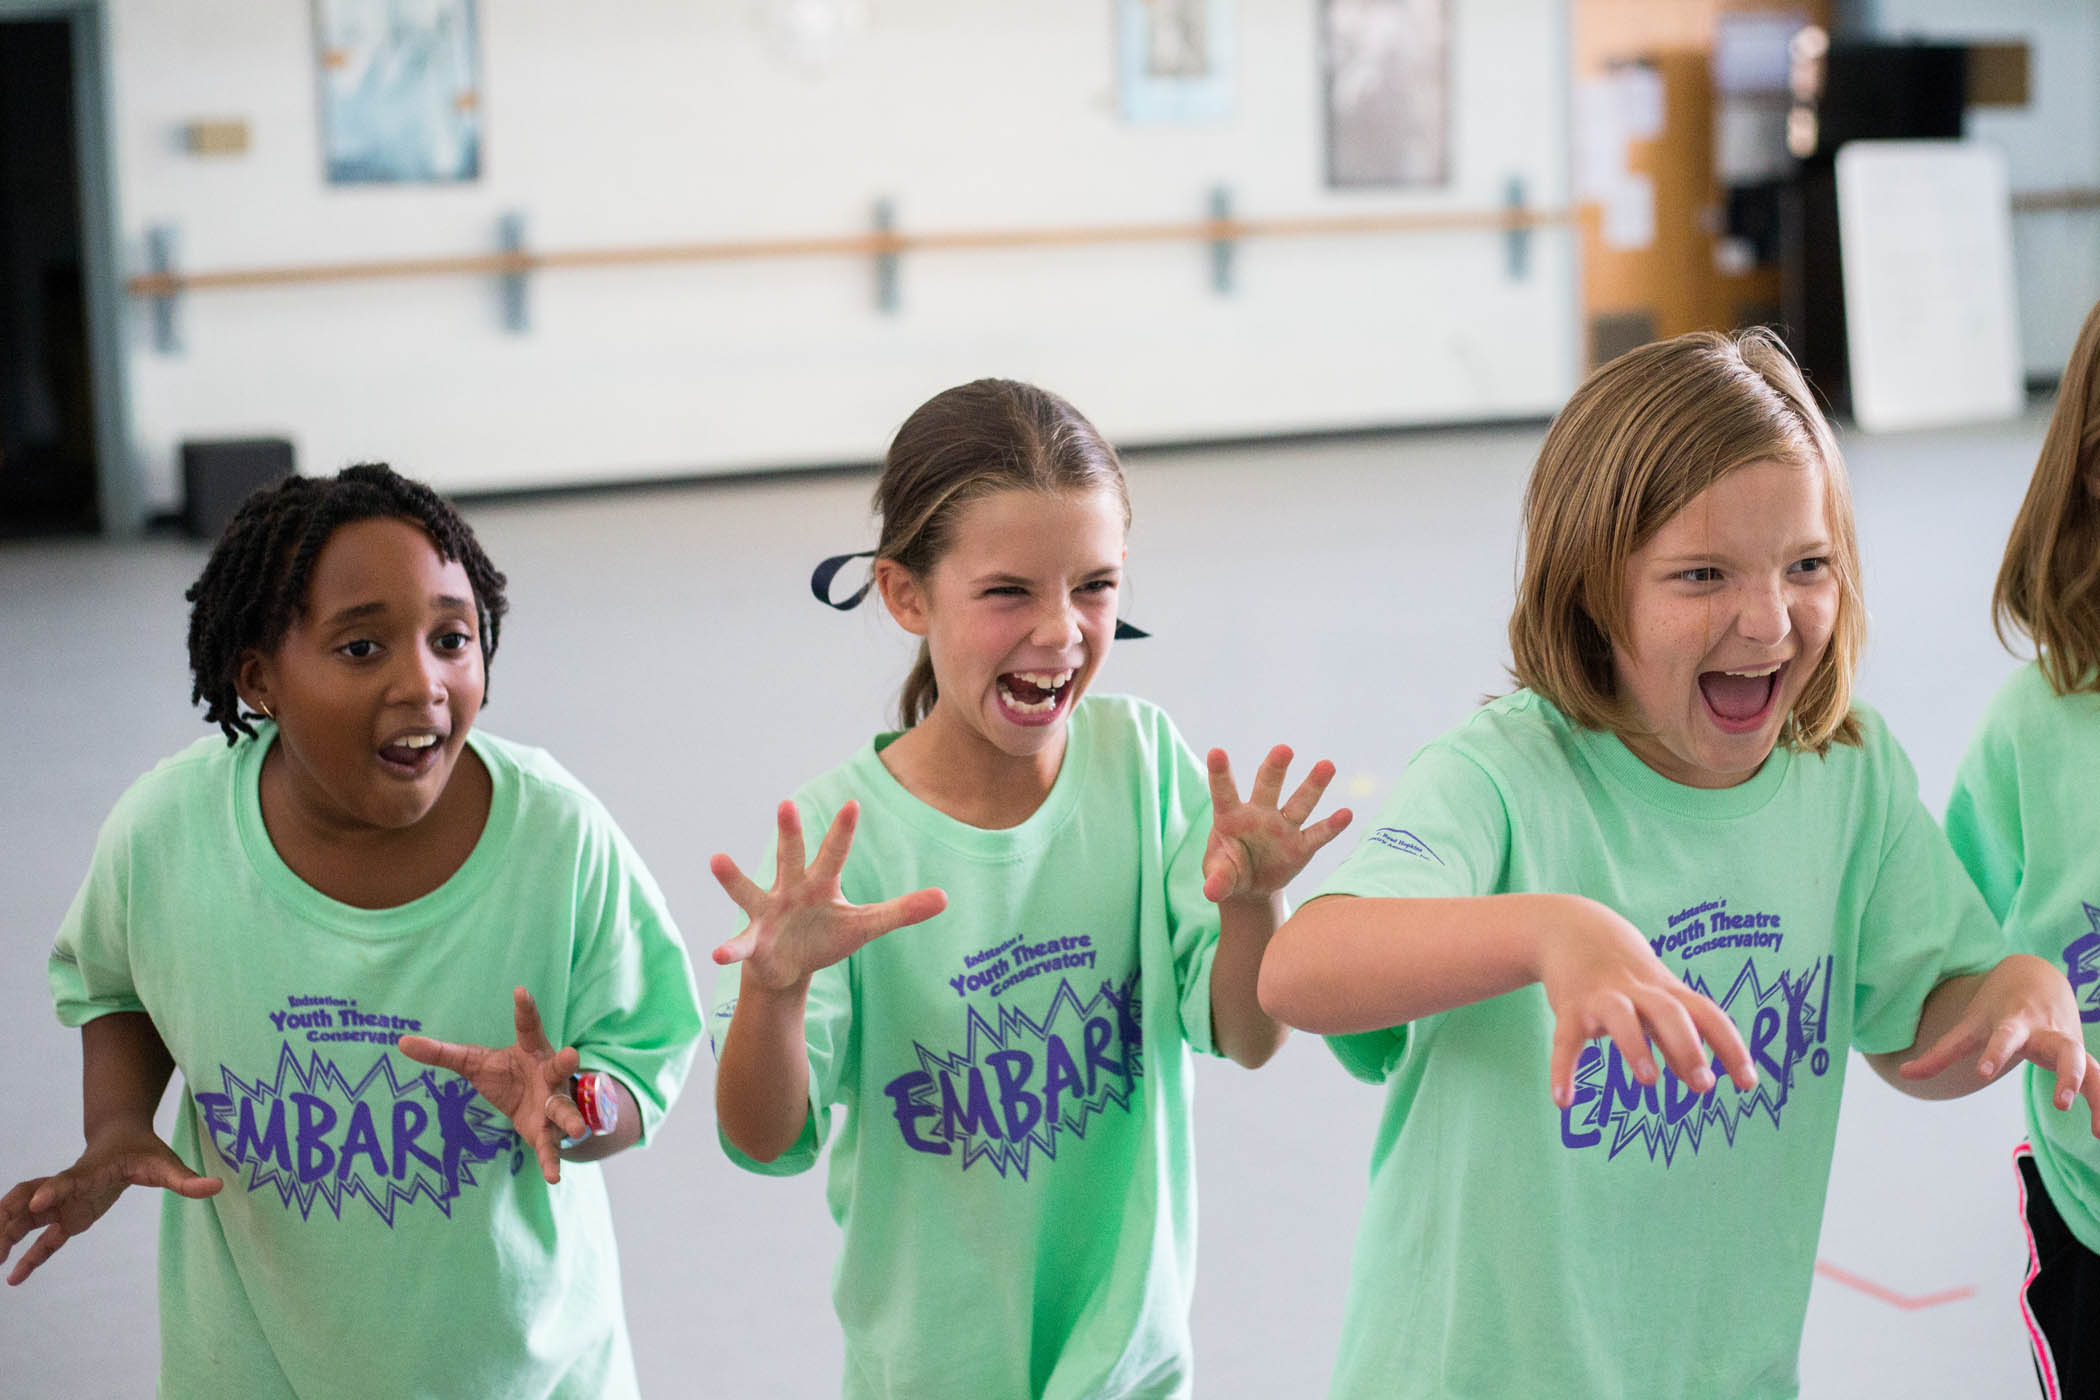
xmin=708 ymin=378 xmax=1351 ymax=1399
xmin=1261 ymin=330 xmax=2100 ymax=1399
xmin=1945 ymin=294 xmax=2100 ymax=1398
xmin=0 ymin=465 xmax=703 ymax=1398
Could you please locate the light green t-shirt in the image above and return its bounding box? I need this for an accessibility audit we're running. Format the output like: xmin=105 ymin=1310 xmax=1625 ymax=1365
xmin=1312 ymin=691 xmax=2002 ymax=1400
xmin=1945 ymin=661 xmax=2100 ymax=1254
xmin=711 ymin=695 xmax=1223 ymax=1400
xmin=47 ymin=727 xmax=705 ymax=1400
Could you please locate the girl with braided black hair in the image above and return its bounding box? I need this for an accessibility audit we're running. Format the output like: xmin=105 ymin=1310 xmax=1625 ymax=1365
xmin=1 ymin=463 xmax=704 ymax=1400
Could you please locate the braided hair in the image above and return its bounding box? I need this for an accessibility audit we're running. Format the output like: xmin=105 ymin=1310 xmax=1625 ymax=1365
xmin=185 ymin=463 xmax=509 ymax=744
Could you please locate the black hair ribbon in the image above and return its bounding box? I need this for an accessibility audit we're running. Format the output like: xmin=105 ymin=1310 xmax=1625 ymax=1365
xmin=810 ymin=550 xmax=1149 ymax=639
xmin=811 ymin=550 xmax=877 ymax=610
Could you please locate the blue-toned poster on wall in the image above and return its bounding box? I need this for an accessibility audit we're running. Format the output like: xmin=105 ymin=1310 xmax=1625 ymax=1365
xmin=314 ymin=0 xmax=482 ymax=184
xmin=1119 ymin=0 xmax=1234 ymax=123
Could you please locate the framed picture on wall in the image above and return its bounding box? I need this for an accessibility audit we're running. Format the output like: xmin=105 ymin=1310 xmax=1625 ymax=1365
xmin=1322 ymin=0 xmax=1449 ymax=187
xmin=1119 ymin=0 xmax=1235 ymax=123
xmin=313 ymin=0 xmax=483 ymax=184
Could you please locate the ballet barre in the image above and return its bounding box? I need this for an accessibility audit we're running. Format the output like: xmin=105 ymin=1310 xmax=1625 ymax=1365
xmin=128 ymin=181 xmax=1563 ymax=353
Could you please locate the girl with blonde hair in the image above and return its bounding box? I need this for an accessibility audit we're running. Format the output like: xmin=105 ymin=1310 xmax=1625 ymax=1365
xmin=1263 ymin=329 xmax=2098 ymax=1399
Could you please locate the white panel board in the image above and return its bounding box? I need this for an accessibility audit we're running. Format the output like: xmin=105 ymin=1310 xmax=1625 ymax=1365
xmin=1836 ymin=140 xmax=2022 ymax=433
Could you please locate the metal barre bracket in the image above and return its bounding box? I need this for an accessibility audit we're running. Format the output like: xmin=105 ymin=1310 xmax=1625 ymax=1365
xmin=873 ymin=197 xmax=900 ymax=314
xmin=497 ymin=212 xmax=529 ymax=334
xmin=145 ymin=224 xmax=181 ymax=354
xmin=1210 ymin=185 xmax=1235 ymax=295
xmin=1505 ymin=176 xmax=1530 ymax=280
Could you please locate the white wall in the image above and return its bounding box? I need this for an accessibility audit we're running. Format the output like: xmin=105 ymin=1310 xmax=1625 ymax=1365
xmin=104 ymin=0 xmax=1578 ymax=508
xmin=1852 ymin=0 xmax=2100 ymax=379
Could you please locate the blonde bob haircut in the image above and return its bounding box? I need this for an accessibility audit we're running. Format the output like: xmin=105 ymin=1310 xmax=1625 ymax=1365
xmin=1509 ymin=328 xmax=1864 ymax=755
xmin=1994 ymin=296 xmax=2100 ymax=695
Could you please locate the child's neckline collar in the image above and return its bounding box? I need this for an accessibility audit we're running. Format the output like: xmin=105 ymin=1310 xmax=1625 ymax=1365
xmin=232 ymin=725 xmax=519 ymax=935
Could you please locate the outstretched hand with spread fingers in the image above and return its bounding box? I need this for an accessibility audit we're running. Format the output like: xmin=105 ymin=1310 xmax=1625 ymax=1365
xmin=1201 ymin=746 xmax=1354 ymax=905
xmin=398 ymin=987 xmax=587 ymax=1185
xmin=1898 ymin=953 xmax=2100 ymax=1136
xmin=1540 ymin=898 xmax=1761 ymax=1110
xmin=1 ymin=1125 xmax=221 ymax=1286
xmin=711 ymin=800 xmax=948 ymax=992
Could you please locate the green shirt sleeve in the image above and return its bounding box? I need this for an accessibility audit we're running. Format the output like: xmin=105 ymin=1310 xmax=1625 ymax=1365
xmin=49 ymin=790 xmax=148 ymax=1027
xmin=564 ymin=810 xmax=705 ymax=1148
xmin=1944 ymin=702 xmax=2024 ymax=922
xmin=712 ymin=796 xmax=856 ymax=1177
xmin=1155 ymin=710 xmax=1223 ymax=1058
xmin=1310 ymin=743 xmax=1512 ymax=1083
xmin=1852 ymin=735 xmax=2009 ymax=1054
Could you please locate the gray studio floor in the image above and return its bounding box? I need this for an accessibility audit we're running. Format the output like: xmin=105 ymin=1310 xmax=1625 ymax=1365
xmin=0 ymin=406 xmax=2062 ymax=1397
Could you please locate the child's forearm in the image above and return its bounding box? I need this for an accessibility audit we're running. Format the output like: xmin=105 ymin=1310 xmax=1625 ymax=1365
xmin=714 ymin=979 xmax=816 ymax=1163
xmin=3 ymin=1013 xmax=216 ymax=1288
xmin=1259 ymin=893 xmax=1587 ymax=1034
xmin=80 ymin=1013 xmax=178 ymax=1145
xmin=1863 ymin=967 xmax=2001 ymax=1100
xmin=1210 ymin=892 xmax=1290 ymax=1068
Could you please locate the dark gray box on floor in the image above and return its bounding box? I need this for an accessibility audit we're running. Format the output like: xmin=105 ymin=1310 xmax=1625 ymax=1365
xmin=181 ymin=438 xmax=294 ymax=539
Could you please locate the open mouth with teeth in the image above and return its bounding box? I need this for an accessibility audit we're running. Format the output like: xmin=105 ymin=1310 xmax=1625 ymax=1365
xmin=1696 ymin=661 xmax=1785 ymax=735
xmin=995 ymin=668 xmax=1075 ymax=725
xmin=378 ymin=731 xmax=446 ymax=773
